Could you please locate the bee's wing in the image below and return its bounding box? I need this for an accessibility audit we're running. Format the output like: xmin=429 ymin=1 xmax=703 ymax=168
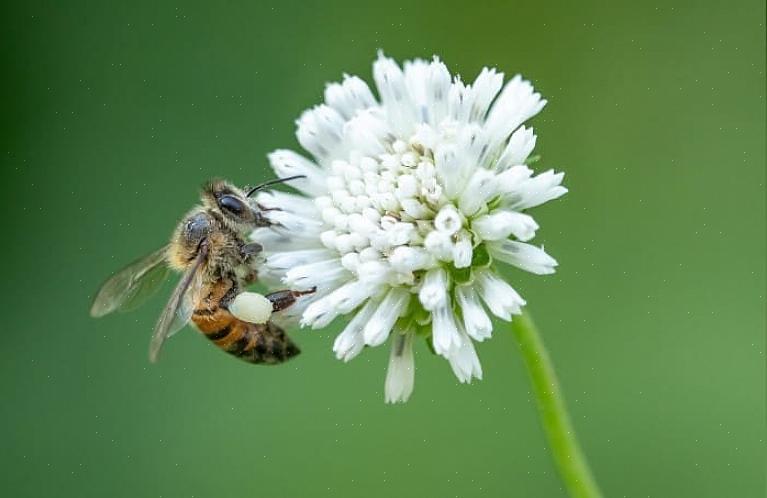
xmin=90 ymin=246 xmax=171 ymax=318
xmin=148 ymin=244 xmax=208 ymax=363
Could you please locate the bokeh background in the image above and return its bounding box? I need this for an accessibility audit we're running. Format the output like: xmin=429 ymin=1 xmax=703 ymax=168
xmin=1 ymin=1 xmax=764 ymax=497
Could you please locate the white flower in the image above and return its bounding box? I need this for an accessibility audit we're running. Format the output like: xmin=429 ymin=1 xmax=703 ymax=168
xmin=252 ymin=53 xmax=566 ymax=403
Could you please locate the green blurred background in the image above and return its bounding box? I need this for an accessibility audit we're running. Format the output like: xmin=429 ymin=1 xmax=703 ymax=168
xmin=1 ymin=1 xmax=764 ymax=497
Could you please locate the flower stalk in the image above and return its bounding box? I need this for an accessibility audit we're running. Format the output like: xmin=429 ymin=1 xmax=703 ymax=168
xmin=511 ymin=311 xmax=603 ymax=498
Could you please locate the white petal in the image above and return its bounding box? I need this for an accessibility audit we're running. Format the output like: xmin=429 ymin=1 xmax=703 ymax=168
xmin=356 ymin=260 xmax=393 ymax=286
xmin=324 ymin=75 xmax=376 ymax=119
xmin=389 ymin=246 xmax=435 ymax=272
xmin=266 ymin=249 xmax=336 ymax=271
xmin=250 ymin=227 xmax=324 ymax=253
xmin=447 ymin=77 xmax=468 ymax=122
xmin=488 ymin=240 xmax=558 ymax=275
xmin=362 ymin=287 xmax=410 ymax=346
xmin=333 ymin=300 xmax=377 ymax=362
xmin=431 ymin=303 xmax=462 ymax=356
xmin=496 ymin=165 xmax=533 ymax=194
xmin=496 ymin=125 xmax=537 ymax=170
xmin=301 ymin=293 xmax=342 ymax=329
xmin=384 ymin=332 xmax=415 ymax=403
xmin=434 ymin=142 xmax=467 ymax=200
xmin=472 ymin=210 xmax=539 ymax=242
xmin=253 ymin=190 xmax=318 ymax=218
xmin=423 ymin=230 xmax=454 ymax=262
xmin=455 ymin=285 xmax=492 ymax=341
xmin=446 ymin=331 xmax=483 ymax=383
xmin=452 ymin=230 xmax=473 ymax=269
xmin=283 ymin=258 xmax=348 ymax=291
xmin=403 ymin=58 xmax=430 ymax=121
xmin=372 ymin=52 xmax=416 ymax=135
xmin=418 ymin=267 xmax=448 ymax=311
xmin=504 ymin=170 xmax=568 ymax=209
xmin=434 ymin=204 xmax=463 ymax=235
xmin=474 ymin=269 xmax=526 ymax=320
xmin=425 ymin=57 xmax=451 ymax=125
xmin=467 ymin=67 xmax=504 ymax=123
xmin=268 ymin=149 xmax=327 ymax=196
xmin=262 ymin=210 xmax=324 ymax=234
xmin=327 ymin=279 xmax=381 ymax=314
xmin=458 ymin=168 xmax=498 ymax=216
xmin=343 ymin=107 xmax=391 ymax=156
xmin=484 ymin=75 xmax=546 ymax=148
xmin=295 ymin=104 xmax=345 ymax=161
xmin=404 ymin=57 xmax=451 ymax=126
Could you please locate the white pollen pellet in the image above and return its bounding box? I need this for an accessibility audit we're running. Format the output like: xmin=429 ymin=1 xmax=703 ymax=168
xmin=229 ymin=292 xmax=273 ymax=324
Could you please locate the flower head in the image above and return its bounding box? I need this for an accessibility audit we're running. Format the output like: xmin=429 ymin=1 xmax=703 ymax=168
xmin=252 ymin=53 xmax=566 ymax=403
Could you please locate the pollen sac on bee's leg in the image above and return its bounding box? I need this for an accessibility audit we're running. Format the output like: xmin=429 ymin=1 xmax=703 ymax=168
xmin=229 ymin=292 xmax=273 ymax=324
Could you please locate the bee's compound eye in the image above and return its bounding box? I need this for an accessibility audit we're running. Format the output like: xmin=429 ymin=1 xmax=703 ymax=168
xmin=219 ymin=195 xmax=245 ymax=216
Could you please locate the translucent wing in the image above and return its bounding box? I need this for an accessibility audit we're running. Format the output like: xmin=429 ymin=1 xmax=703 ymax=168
xmin=149 ymin=244 xmax=208 ymax=363
xmin=90 ymin=247 xmax=171 ymax=318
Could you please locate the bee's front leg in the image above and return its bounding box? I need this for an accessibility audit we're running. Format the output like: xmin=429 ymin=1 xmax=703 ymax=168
xmin=239 ymin=242 xmax=262 ymax=284
xmin=240 ymin=242 xmax=263 ymax=260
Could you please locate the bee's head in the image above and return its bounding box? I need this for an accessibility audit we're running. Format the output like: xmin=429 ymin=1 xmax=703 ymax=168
xmin=202 ymin=176 xmax=305 ymax=232
xmin=201 ymin=179 xmax=264 ymax=232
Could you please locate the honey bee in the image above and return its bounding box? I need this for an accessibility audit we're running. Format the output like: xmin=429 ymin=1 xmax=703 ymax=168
xmin=90 ymin=176 xmax=313 ymax=364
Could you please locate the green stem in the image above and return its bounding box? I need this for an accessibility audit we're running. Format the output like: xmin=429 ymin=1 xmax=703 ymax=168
xmin=511 ymin=311 xmax=604 ymax=498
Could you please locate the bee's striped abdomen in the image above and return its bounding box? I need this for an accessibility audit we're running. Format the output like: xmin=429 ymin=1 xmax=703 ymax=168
xmin=191 ymin=280 xmax=300 ymax=364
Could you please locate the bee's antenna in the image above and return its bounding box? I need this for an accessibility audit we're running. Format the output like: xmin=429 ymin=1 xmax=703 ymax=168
xmin=245 ymin=175 xmax=306 ymax=197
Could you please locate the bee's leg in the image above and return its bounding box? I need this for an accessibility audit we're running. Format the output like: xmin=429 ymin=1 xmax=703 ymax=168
xmin=238 ymin=242 xmax=263 ymax=283
xmin=254 ymin=212 xmax=277 ymax=227
xmin=240 ymin=242 xmax=263 ymax=260
xmin=266 ymin=288 xmax=316 ymax=312
xmin=256 ymin=202 xmax=282 ymax=212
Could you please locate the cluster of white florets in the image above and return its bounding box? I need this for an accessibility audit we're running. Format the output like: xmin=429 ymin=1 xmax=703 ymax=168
xmin=251 ymin=53 xmax=566 ymax=403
